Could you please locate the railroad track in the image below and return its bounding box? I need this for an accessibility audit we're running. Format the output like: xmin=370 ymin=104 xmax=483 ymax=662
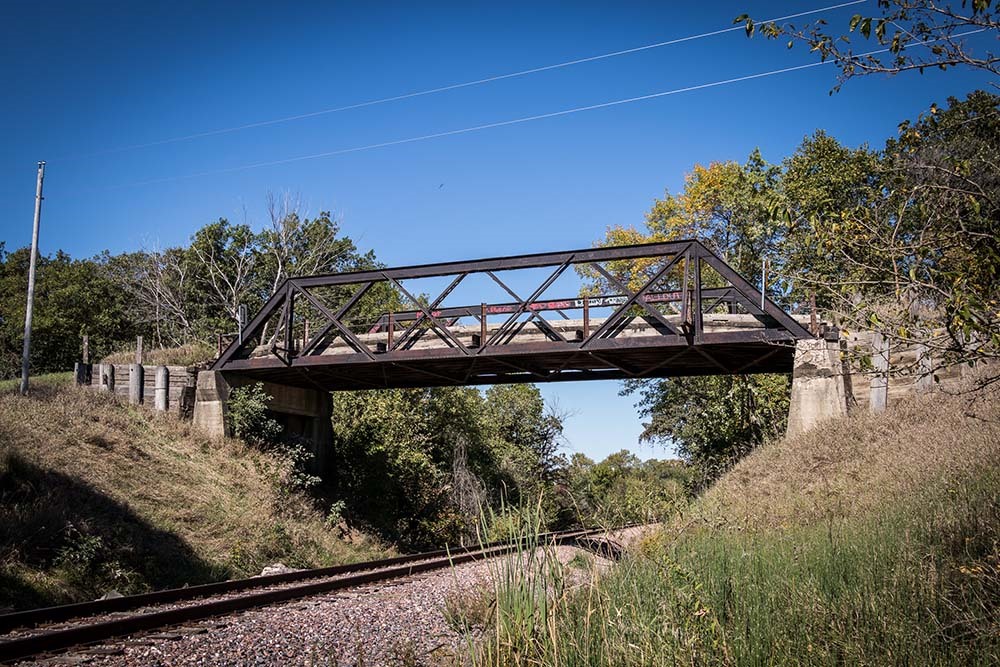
xmin=0 ymin=526 xmax=613 ymax=664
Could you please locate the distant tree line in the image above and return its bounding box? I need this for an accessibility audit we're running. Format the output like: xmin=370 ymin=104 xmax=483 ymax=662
xmin=0 ymin=194 xmax=380 ymax=378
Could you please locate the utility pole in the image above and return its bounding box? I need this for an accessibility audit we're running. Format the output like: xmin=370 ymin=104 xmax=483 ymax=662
xmin=20 ymin=162 xmax=46 ymax=396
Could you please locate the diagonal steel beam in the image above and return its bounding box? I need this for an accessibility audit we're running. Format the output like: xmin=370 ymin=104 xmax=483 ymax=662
xmin=215 ymin=280 xmax=292 ymax=368
xmin=483 ymin=257 xmax=574 ymax=349
xmin=296 ymin=287 xmax=377 ymax=361
xmin=692 ymin=345 xmax=728 ymax=373
xmin=587 ymin=351 xmax=643 ymax=377
xmin=702 ymin=288 xmax=736 ymax=315
xmin=589 ymin=262 xmax=681 ymax=336
xmin=732 ymin=346 xmax=785 ymax=373
xmin=487 ymin=271 xmax=570 ymax=320
xmin=638 ymin=347 xmax=693 ymax=376
xmin=580 ymin=247 xmax=688 ymax=348
xmin=394 ymin=362 xmax=466 ymax=385
xmin=268 ymin=283 xmax=295 ymax=365
xmin=490 ymin=357 xmax=552 ymax=379
xmin=390 ymin=273 xmax=465 ymax=351
xmin=485 ymin=271 xmax=568 ymax=343
xmin=300 ymin=282 xmax=375 ymax=356
xmin=695 ymin=241 xmax=812 ymax=339
xmin=386 ymin=274 xmax=470 ymax=356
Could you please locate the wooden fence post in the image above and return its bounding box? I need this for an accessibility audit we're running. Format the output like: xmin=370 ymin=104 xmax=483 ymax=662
xmin=870 ymin=332 xmax=890 ymax=413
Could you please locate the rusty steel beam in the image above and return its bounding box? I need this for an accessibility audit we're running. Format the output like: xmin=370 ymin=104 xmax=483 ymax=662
xmin=365 ymin=288 xmax=737 ymax=332
xmin=212 ymin=240 xmax=813 ymax=388
xmin=293 ymin=241 xmax=694 ymax=288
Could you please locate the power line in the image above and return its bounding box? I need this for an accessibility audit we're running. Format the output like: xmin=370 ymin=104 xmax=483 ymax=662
xmin=113 ymin=63 xmax=836 ymax=188
xmin=69 ymin=0 xmax=867 ymax=158
xmin=110 ymin=29 xmax=984 ymax=190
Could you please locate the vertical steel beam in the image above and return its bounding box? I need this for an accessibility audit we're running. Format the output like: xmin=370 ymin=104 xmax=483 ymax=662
xmin=283 ymin=284 xmax=295 ymax=359
xmin=692 ymin=247 xmax=703 ymax=343
xmin=680 ymin=250 xmax=690 ymax=328
xmin=480 ymin=303 xmax=487 ymax=347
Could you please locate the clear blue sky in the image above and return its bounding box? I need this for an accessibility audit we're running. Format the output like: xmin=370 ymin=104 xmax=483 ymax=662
xmin=1 ymin=1 xmax=993 ymax=461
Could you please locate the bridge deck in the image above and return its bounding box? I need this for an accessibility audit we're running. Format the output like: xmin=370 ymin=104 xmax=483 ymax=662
xmin=214 ymin=240 xmax=813 ymax=390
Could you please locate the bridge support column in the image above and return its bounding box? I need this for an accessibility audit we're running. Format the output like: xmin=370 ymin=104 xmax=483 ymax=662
xmin=786 ymin=334 xmax=850 ymax=438
xmin=193 ymin=371 xmax=232 ymax=440
xmin=192 ymin=371 xmax=333 ymax=474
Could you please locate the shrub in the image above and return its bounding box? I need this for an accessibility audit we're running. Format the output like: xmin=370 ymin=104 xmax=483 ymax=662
xmin=227 ymin=383 xmax=281 ymax=446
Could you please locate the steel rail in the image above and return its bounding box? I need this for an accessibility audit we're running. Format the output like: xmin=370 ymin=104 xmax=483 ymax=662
xmin=0 ymin=527 xmax=607 ymax=663
xmin=0 ymin=526 xmax=594 ymax=633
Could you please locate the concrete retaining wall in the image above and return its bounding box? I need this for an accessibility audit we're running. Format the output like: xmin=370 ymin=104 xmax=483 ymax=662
xmin=78 ymin=363 xmax=197 ymax=417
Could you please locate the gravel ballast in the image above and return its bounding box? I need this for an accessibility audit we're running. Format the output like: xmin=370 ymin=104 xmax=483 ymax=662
xmin=24 ymin=527 xmax=655 ymax=667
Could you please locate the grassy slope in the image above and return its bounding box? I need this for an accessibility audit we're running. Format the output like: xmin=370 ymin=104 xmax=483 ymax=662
xmin=0 ymin=378 xmax=389 ymax=612
xmin=477 ymin=381 xmax=1000 ymax=666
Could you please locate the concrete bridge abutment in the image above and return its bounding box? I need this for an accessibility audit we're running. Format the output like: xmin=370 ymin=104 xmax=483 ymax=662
xmin=192 ymin=370 xmax=333 ymax=474
xmin=786 ymin=333 xmax=851 ymax=437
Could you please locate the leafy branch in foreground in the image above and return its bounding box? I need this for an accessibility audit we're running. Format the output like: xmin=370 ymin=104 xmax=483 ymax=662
xmin=737 ymin=0 xmax=1000 ymax=91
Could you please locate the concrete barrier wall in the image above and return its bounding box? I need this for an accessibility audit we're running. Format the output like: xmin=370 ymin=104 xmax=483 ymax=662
xmin=787 ymin=328 xmax=974 ymax=436
xmin=839 ymin=330 xmax=965 ymax=408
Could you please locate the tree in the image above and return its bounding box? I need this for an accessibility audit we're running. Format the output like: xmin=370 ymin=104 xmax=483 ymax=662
xmin=101 ymin=194 xmax=385 ymax=354
xmin=189 ymin=218 xmax=261 ymax=335
xmin=807 ymin=92 xmax=1000 ymax=370
xmin=623 ymin=374 xmax=790 ymax=485
xmin=327 ymin=383 xmax=567 ymax=548
xmin=581 ymin=153 xmax=785 ymax=295
xmin=0 ymin=249 xmax=135 ymax=378
xmin=778 ymin=131 xmax=883 ymax=306
xmin=260 ymin=192 xmax=366 ymax=296
xmin=739 ymin=0 xmax=1000 ymax=91
xmin=584 ymin=155 xmax=795 ymax=482
xmin=560 ymin=450 xmax=692 ymax=524
xmin=109 ymin=248 xmax=197 ymax=347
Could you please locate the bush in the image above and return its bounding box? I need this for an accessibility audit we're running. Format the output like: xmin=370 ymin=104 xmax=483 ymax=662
xmin=227 ymin=383 xmax=282 ymax=446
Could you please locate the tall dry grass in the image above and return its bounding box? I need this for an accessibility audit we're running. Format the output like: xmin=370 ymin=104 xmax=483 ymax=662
xmin=0 ymin=378 xmax=388 ymax=611
xmin=100 ymin=342 xmax=215 ymax=367
xmin=465 ymin=380 xmax=1000 ymax=666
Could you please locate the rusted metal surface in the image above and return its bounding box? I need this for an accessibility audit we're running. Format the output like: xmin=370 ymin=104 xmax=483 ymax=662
xmin=212 ymin=241 xmax=813 ymax=390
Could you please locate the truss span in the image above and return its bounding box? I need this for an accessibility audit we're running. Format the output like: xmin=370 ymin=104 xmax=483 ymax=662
xmin=212 ymin=240 xmax=813 ymax=390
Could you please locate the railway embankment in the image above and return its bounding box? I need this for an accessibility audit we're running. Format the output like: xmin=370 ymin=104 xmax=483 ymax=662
xmin=0 ymin=377 xmax=389 ymax=613
xmin=468 ymin=374 xmax=1000 ymax=665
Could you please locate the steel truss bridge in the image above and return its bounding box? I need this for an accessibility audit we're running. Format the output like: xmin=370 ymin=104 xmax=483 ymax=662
xmin=212 ymin=240 xmax=813 ymax=390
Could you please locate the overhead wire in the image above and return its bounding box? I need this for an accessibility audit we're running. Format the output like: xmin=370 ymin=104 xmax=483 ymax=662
xmin=98 ymin=27 xmax=988 ymax=190
xmin=66 ymin=0 xmax=868 ymax=158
